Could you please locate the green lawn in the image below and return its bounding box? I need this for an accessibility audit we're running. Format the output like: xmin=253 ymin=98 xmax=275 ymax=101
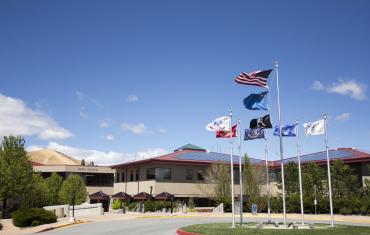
xmin=181 ymin=223 xmax=370 ymax=235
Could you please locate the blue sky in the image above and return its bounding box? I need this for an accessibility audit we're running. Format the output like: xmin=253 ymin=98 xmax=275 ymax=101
xmin=0 ymin=0 xmax=369 ymax=165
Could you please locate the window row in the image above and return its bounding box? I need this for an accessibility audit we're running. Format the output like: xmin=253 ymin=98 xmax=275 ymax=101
xmin=115 ymin=168 xmax=206 ymax=181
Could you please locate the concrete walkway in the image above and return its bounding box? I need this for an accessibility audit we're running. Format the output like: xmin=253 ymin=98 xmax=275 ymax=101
xmin=1 ymin=212 xmax=370 ymax=235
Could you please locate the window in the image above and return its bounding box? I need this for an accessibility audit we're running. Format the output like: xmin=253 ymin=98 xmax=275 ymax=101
xmin=130 ymin=171 xmax=133 ymax=181
xmin=116 ymin=173 xmax=120 ymax=182
xmin=186 ymin=168 xmax=193 ymax=180
xmin=135 ymin=169 xmax=140 ymax=181
xmin=122 ymin=172 xmax=125 ymax=182
xmin=146 ymin=168 xmax=171 ymax=180
xmin=197 ymin=170 xmax=204 ymax=181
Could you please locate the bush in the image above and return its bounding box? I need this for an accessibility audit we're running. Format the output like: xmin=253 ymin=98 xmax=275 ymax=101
xmin=340 ymin=207 xmax=352 ymax=215
xmin=128 ymin=202 xmax=138 ymax=211
xmin=112 ymin=199 xmax=122 ymax=210
xmin=31 ymin=220 xmax=40 ymax=227
xmin=12 ymin=208 xmax=57 ymax=227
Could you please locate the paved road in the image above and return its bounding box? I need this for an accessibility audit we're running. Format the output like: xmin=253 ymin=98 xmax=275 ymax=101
xmin=43 ymin=216 xmax=370 ymax=235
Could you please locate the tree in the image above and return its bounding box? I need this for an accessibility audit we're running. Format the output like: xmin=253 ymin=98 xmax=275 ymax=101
xmin=203 ymin=162 xmax=231 ymax=205
xmin=243 ymin=155 xmax=266 ymax=211
xmin=59 ymin=175 xmax=87 ymax=205
xmin=279 ymin=162 xmax=299 ymax=196
xmin=0 ymin=136 xmax=34 ymax=216
xmin=46 ymin=172 xmax=63 ymax=205
xmin=21 ymin=173 xmax=50 ymax=208
xmin=302 ymin=161 xmax=326 ymax=198
xmin=331 ymin=160 xmax=358 ymax=200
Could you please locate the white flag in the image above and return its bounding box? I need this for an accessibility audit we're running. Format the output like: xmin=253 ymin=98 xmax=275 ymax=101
xmin=206 ymin=116 xmax=231 ymax=132
xmin=303 ymin=119 xmax=325 ymax=135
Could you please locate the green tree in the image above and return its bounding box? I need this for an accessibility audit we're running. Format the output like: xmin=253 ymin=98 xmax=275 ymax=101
xmin=243 ymin=155 xmax=265 ymax=211
xmin=59 ymin=175 xmax=87 ymax=205
xmin=302 ymin=161 xmax=326 ymax=197
xmin=331 ymin=159 xmax=358 ymax=200
xmin=277 ymin=162 xmax=299 ymax=196
xmin=21 ymin=173 xmax=50 ymax=208
xmin=0 ymin=136 xmax=34 ymax=216
xmin=46 ymin=172 xmax=63 ymax=205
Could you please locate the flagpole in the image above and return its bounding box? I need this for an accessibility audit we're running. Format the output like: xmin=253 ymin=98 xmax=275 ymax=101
xmin=238 ymin=118 xmax=243 ymax=225
xmin=230 ymin=110 xmax=235 ymax=228
xmin=264 ymin=137 xmax=271 ymax=223
xmin=296 ymin=120 xmax=304 ymax=225
xmin=275 ymin=61 xmax=287 ymax=227
xmin=324 ymin=114 xmax=334 ymax=227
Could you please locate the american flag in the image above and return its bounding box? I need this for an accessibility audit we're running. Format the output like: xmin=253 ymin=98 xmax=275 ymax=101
xmin=234 ymin=69 xmax=272 ymax=88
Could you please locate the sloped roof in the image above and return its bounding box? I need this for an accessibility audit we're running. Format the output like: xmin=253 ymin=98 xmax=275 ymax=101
xmin=28 ymin=149 xmax=81 ymax=165
xmin=89 ymin=190 xmax=110 ymax=200
xmin=271 ymin=148 xmax=370 ymax=167
xmin=174 ymin=144 xmax=206 ymax=152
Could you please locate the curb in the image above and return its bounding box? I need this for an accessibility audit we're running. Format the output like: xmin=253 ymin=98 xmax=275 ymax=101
xmin=176 ymin=229 xmax=203 ymax=235
xmin=36 ymin=221 xmax=85 ymax=233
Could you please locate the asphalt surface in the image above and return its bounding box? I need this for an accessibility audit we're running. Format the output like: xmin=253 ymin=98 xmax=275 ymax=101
xmin=42 ymin=216 xmax=370 ymax=235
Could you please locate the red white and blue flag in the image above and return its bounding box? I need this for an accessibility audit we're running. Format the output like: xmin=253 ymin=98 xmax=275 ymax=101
xmin=234 ymin=69 xmax=272 ymax=89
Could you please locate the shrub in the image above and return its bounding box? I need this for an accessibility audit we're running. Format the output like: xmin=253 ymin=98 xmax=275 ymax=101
xmin=12 ymin=208 xmax=57 ymax=227
xmin=31 ymin=220 xmax=40 ymax=227
xmin=340 ymin=207 xmax=352 ymax=215
xmin=128 ymin=202 xmax=138 ymax=211
xmin=112 ymin=199 xmax=122 ymax=210
xmin=188 ymin=197 xmax=195 ymax=209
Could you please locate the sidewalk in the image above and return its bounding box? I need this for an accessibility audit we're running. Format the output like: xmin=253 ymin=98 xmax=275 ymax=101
xmin=1 ymin=212 xmax=370 ymax=234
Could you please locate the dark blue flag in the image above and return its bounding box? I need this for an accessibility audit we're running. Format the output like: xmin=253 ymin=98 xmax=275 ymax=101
xmin=243 ymin=91 xmax=269 ymax=111
xmin=244 ymin=128 xmax=265 ymax=140
xmin=273 ymin=124 xmax=297 ymax=137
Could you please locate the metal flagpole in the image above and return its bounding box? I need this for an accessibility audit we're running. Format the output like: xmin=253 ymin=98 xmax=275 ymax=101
xmin=230 ymin=110 xmax=235 ymax=228
xmin=264 ymin=137 xmax=271 ymax=223
xmin=275 ymin=61 xmax=287 ymax=227
xmin=238 ymin=118 xmax=243 ymax=225
xmin=324 ymin=113 xmax=334 ymax=227
xmin=296 ymin=120 xmax=304 ymax=225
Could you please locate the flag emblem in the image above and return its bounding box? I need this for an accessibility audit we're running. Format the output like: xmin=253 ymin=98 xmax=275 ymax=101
xmin=243 ymin=91 xmax=269 ymax=111
xmin=244 ymin=128 xmax=265 ymax=140
xmin=235 ymin=69 xmax=272 ymax=88
xmin=206 ymin=116 xmax=231 ymax=132
xmin=274 ymin=124 xmax=297 ymax=137
xmin=303 ymin=119 xmax=325 ymax=135
xmin=250 ymin=115 xmax=272 ymax=129
xmin=216 ymin=125 xmax=237 ymax=138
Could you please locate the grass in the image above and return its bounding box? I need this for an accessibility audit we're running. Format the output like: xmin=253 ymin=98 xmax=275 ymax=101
xmin=181 ymin=223 xmax=370 ymax=235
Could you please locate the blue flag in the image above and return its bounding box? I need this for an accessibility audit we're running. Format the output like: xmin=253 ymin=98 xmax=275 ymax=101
xmin=243 ymin=91 xmax=269 ymax=111
xmin=244 ymin=128 xmax=265 ymax=140
xmin=273 ymin=124 xmax=297 ymax=137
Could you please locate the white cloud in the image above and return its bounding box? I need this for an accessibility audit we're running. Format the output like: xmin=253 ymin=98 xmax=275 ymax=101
xmin=328 ymin=80 xmax=367 ymax=101
xmin=104 ymin=134 xmax=115 ymax=141
xmin=27 ymin=142 xmax=168 ymax=166
xmin=0 ymin=93 xmax=72 ymax=140
xmin=335 ymin=113 xmax=350 ymax=122
xmin=99 ymin=121 xmax=109 ymax=128
xmin=127 ymin=94 xmax=139 ymax=102
xmin=311 ymin=80 xmax=325 ymax=90
xmin=121 ymin=123 xmax=146 ymax=134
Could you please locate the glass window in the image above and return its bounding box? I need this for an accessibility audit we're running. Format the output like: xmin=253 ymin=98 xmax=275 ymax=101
xmin=116 ymin=173 xmax=120 ymax=182
xmin=156 ymin=168 xmax=171 ymax=180
xmin=147 ymin=168 xmax=155 ymax=180
xmin=146 ymin=168 xmax=171 ymax=180
xmin=122 ymin=172 xmax=125 ymax=182
xmin=130 ymin=171 xmax=133 ymax=181
xmin=197 ymin=170 xmax=204 ymax=181
xmin=135 ymin=169 xmax=140 ymax=181
xmin=186 ymin=168 xmax=193 ymax=180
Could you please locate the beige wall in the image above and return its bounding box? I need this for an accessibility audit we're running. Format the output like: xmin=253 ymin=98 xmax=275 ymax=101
xmin=87 ymin=186 xmax=114 ymax=195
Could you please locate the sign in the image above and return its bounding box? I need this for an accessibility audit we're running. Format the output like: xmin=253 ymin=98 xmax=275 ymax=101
xmin=251 ymin=204 xmax=257 ymax=215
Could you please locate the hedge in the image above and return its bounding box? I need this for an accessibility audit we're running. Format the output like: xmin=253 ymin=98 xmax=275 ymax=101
xmin=12 ymin=208 xmax=57 ymax=227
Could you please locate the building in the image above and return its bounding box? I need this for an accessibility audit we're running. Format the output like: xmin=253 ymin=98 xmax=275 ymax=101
xmin=111 ymin=144 xmax=262 ymax=206
xmin=111 ymin=144 xmax=370 ymax=206
xmin=29 ymin=149 xmax=115 ymax=196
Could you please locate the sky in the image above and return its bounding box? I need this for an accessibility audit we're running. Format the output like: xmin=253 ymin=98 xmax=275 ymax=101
xmin=0 ymin=0 xmax=369 ymax=165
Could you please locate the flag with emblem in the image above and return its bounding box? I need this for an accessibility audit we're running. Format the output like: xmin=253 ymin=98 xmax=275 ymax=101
xmin=273 ymin=124 xmax=297 ymax=137
xmin=244 ymin=128 xmax=265 ymax=140
xmin=303 ymin=119 xmax=325 ymax=135
xmin=206 ymin=116 xmax=231 ymax=132
xmin=243 ymin=91 xmax=269 ymax=111
xmin=250 ymin=114 xmax=272 ymax=129
xmin=216 ymin=124 xmax=237 ymax=138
